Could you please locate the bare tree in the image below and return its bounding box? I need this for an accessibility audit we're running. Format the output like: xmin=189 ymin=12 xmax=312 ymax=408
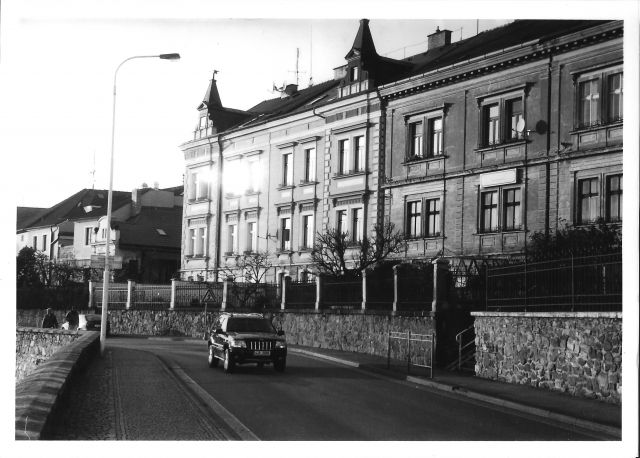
xmin=219 ymin=251 xmax=274 ymax=309
xmin=311 ymin=221 xmax=406 ymax=278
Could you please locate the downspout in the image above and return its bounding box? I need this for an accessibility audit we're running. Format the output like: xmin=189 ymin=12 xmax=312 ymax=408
xmin=205 ymin=137 xmax=215 ymax=280
xmin=544 ymin=54 xmax=553 ymax=240
xmin=214 ymin=136 xmax=224 ymax=282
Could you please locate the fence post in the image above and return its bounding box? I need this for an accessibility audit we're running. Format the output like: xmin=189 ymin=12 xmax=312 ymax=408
xmin=315 ymin=275 xmax=322 ymax=311
xmin=170 ymin=279 xmax=177 ymax=310
xmin=88 ymin=280 xmax=94 ymax=309
xmin=221 ymin=276 xmax=230 ymax=310
xmin=392 ymin=264 xmax=399 ymax=312
xmin=571 ymin=254 xmax=575 ymax=312
xmin=524 ymin=257 xmax=528 ymax=313
xmin=431 ymin=257 xmax=449 ymax=313
xmin=361 ymin=269 xmax=367 ymax=311
xmin=281 ymin=275 xmax=290 ymax=310
xmin=126 ymin=280 xmax=135 ymax=310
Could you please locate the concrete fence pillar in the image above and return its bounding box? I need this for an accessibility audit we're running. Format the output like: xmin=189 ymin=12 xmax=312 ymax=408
xmin=170 ymin=279 xmax=177 ymax=310
xmin=431 ymin=257 xmax=450 ymax=313
xmin=88 ymin=281 xmax=95 ymax=309
xmin=315 ymin=275 xmax=323 ymax=311
xmin=361 ymin=269 xmax=368 ymax=311
xmin=281 ymin=275 xmax=291 ymax=310
xmin=392 ymin=264 xmax=400 ymax=312
xmin=126 ymin=280 xmax=135 ymax=310
xmin=221 ymin=276 xmax=232 ymax=310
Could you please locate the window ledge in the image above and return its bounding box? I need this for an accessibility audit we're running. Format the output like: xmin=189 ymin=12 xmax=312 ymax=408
xmin=298 ymin=180 xmax=319 ymax=187
xmin=570 ymin=119 xmax=623 ymax=134
xmin=244 ymin=190 xmax=261 ymax=196
xmin=474 ymin=140 xmax=527 ymax=153
xmin=185 ymin=255 xmax=209 ymax=260
xmin=224 ymin=193 xmax=241 ymax=199
xmin=276 ymin=250 xmax=294 ymax=255
xmin=223 ymin=252 xmax=238 ymax=257
xmin=277 ymin=184 xmax=295 ymax=191
xmin=333 ymin=170 xmax=368 ymax=179
xmin=405 ymin=235 xmax=443 ymax=241
xmin=188 ymin=198 xmax=210 ymax=204
xmin=402 ymin=155 xmax=447 ymax=166
xmin=473 ymin=229 xmax=526 ymax=236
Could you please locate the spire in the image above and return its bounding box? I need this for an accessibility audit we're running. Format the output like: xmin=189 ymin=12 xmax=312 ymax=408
xmin=345 ymin=18 xmax=378 ymax=60
xmin=200 ymin=70 xmax=222 ymax=109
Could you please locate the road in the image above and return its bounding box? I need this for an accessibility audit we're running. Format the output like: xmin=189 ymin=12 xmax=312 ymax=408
xmin=50 ymin=337 xmax=603 ymax=441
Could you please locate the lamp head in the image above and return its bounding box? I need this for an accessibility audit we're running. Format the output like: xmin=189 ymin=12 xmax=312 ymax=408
xmin=159 ymin=53 xmax=181 ymax=60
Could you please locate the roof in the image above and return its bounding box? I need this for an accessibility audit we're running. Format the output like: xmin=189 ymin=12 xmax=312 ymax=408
xmin=161 ymin=185 xmax=184 ymax=196
xmin=20 ymin=189 xmax=131 ymax=230
xmin=403 ymin=19 xmax=612 ymax=78
xmin=17 ymin=207 xmax=47 ymax=231
xmin=117 ymin=206 xmax=182 ymax=250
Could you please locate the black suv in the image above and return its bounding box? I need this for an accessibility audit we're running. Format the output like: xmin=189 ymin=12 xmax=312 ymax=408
xmin=207 ymin=313 xmax=287 ymax=373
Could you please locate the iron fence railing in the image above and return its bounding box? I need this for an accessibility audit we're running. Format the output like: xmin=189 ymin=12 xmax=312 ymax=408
xmin=486 ymin=253 xmax=622 ymax=312
xmin=132 ymin=284 xmax=172 ymax=309
xmin=322 ymin=277 xmax=362 ymax=309
xmin=286 ymin=280 xmax=316 ymax=309
xmin=226 ymin=282 xmax=280 ymax=310
xmin=95 ymin=283 xmax=128 ymax=308
xmin=396 ymin=265 xmax=434 ymax=311
xmin=16 ymin=284 xmax=89 ymax=310
xmin=174 ymin=281 xmax=224 ymax=308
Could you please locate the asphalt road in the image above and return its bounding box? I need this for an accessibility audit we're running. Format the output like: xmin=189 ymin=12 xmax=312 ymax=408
xmin=52 ymin=337 xmax=601 ymax=441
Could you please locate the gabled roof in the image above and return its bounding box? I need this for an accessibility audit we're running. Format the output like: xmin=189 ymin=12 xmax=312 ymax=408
xmin=21 ymin=189 xmax=131 ymax=230
xmin=17 ymin=207 xmax=47 ymax=231
xmin=117 ymin=206 xmax=182 ymax=250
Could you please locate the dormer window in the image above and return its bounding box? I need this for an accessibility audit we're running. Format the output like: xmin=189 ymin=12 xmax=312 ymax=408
xmin=350 ymin=66 xmax=359 ymax=82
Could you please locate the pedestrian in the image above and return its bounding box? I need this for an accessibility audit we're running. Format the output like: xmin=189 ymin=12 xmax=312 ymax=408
xmin=65 ymin=307 xmax=80 ymax=331
xmin=42 ymin=308 xmax=58 ymax=329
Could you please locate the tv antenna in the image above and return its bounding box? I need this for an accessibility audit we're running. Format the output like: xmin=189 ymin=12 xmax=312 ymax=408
xmin=287 ymin=48 xmax=306 ymax=86
xmin=90 ymin=150 xmax=96 ymax=189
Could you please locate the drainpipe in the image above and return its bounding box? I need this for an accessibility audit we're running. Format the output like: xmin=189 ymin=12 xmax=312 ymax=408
xmin=214 ymin=136 xmax=224 ymax=282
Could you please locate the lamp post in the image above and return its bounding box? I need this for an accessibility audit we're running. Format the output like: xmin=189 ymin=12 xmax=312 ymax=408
xmin=100 ymin=53 xmax=180 ymax=356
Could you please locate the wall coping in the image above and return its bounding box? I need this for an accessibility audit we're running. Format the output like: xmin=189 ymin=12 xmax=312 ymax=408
xmin=17 ymin=327 xmax=81 ymax=335
xmin=15 ymin=330 xmax=100 ymax=440
xmin=471 ymin=311 xmax=622 ymax=319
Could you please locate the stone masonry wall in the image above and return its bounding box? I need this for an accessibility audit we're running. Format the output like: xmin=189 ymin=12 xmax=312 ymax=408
xmin=472 ymin=312 xmax=622 ymax=404
xmin=17 ymin=309 xmax=435 ymax=360
xmin=16 ymin=328 xmax=82 ymax=384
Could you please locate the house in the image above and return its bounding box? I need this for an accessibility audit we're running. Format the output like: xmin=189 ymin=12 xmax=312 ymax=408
xmin=179 ymin=19 xmax=622 ymax=281
xmin=17 ymin=186 xmax=184 ymax=283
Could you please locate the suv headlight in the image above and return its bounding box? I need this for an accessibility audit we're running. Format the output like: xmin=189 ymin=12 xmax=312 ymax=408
xmin=229 ymin=339 xmax=246 ymax=348
xmin=276 ymin=341 xmax=287 ymax=349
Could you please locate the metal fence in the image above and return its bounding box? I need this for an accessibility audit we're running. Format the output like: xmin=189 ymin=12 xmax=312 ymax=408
xmin=366 ymin=269 xmax=395 ymax=310
xmin=387 ymin=330 xmax=434 ymax=378
xmin=226 ymin=282 xmax=280 ymax=310
xmin=174 ymin=281 xmax=224 ymax=308
xmin=286 ymin=280 xmax=316 ymax=309
xmin=486 ymin=253 xmax=622 ymax=312
xmin=95 ymin=283 xmax=128 ymax=308
xmin=322 ymin=277 xmax=362 ymax=309
xmin=396 ymin=265 xmax=433 ymax=310
xmin=16 ymin=284 xmax=88 ymax=310
xmin=132 ymin=284 xmax=172 ymax=309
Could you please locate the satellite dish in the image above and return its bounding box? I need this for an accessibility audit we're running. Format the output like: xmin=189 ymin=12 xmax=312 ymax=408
xmin=515 ymin=118 xmax=526 ymax=134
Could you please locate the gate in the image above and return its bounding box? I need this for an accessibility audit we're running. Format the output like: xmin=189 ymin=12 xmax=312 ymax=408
xmin=387 ymin=330 xmax=434 ymax=378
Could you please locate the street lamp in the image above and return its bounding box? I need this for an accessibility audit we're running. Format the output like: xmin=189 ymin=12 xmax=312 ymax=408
xmin=101 ymin=53 xmax=180 ymax=355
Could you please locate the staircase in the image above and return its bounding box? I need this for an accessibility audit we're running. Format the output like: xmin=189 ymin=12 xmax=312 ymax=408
xmin=445 ymin=325 xmax=476 ymax=373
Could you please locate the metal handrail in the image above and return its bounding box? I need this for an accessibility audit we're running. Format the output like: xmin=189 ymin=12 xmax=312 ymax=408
xmin=455 ymin=325 xmax=475 ymax=371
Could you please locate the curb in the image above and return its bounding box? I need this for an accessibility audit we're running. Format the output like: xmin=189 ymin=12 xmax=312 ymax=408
xmin=291 ymin=347 xmax=621 ymax=439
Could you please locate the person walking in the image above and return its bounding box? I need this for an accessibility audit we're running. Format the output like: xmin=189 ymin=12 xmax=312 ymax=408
xmin=65 ymin=308 xmax=80 ymax=331
xmin=41 ymin=308 xmax=58 ymax=329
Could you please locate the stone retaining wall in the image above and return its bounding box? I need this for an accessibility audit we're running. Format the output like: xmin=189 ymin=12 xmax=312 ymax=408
xmin=16 ymin=328 xmax=82 ymax=383
xmin=472 ymin=312 xmax=622 ymax=404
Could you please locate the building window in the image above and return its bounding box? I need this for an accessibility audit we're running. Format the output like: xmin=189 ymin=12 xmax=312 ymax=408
xmin=483 ymin=104 xmax=500 ymax=147
xmin=227 ymin=224 xmax=237 ymax=254
xmin=197 ymin=228 xmax=206 ymax=256
xmin=188 ymin=171 xmax=209 ymax=201
xmin=280 ymin=218 xmax=291 ymax=251
xmin=480 ymin=191 xmax=499 ymax=233
xmin=425 ymin=199 xmax=441 ymax=237
xmin=354 ymin=136 xmax=365 ymax=172
xmin=578 ymin=178 xmax=599 ymax=224
xmin=578 ymin=79 xmax=600 ymax=128
xmin=406 ymin=201 xmax=422 ymax=238
xmin=246 ymin=222 xmax=256 ymax=252
xmin=338 ymin=139 xmax=350 ymax=175
xmin=350 ymin=66 xmax=359 ymax=82
xmin=506 ymin=98 xmax=524 ymax=141
xmin=606 ymin=175 xmax=622 ymax=223
xmin=188 ymin=228 xmax=196 ymax=256
xmin=351 ymin=208 xmax=363 ymax=242
xmin=247 ymin=160 xmax=260 ymax=192
xmin=282 ymin=153 xmax=293 ymax=186
xmin=303 ymin=147 xmax=316 ymax=182
xmin=607 ymin=73 xmax=623 ymax=123
xmin=85 ymin=227 xmax=93 ymax=245
xmin=428 ymin=117 xmax=443 ymax=156
xmin=502 ymin=188 xmax=522 ymax=231
xmin=409 ymin=121 xmax=423 ymax=158
xmin=302 ymin=214 xmax=314 ymax=249
xmin=336 ymin=210 xmax=347 ymax=234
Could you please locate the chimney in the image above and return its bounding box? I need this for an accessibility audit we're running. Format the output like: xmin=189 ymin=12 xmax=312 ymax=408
xmin=281 ymin=84 xmax=298 ymax=98
xmin=132 ymin=188 xmax=142 ymax=216
xmin=427 ymin=27 xmax=452 ymax=50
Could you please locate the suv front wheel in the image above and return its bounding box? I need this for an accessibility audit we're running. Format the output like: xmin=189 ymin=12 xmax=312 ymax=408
xmin=223 ymin=348 xmax=235 ymax=374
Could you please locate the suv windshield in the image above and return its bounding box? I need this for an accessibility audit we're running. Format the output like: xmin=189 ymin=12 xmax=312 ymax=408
xmin=226 ymin=318 xmax=275 ymax=333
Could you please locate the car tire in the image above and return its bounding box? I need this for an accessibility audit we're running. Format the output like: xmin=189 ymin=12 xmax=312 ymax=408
xmin=223 ymin=348 xmax=234 ymax=374
xmin=274 ymin=358 xmax=286 ymax=372
xmin=208 ymin=345 xmax=219 ymax=368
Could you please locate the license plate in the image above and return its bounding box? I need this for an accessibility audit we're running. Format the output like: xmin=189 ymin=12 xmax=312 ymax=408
xmin=253 ymin=350 xmax=270 ymax=356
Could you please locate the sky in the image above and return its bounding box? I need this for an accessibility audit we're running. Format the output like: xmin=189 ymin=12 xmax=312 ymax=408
xmin=1 ymin=1 xmax=639 ymax=457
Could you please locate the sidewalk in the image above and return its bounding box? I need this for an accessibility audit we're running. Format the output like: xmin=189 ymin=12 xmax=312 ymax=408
xmin=289 ymin=345 xmax=622 ymax=439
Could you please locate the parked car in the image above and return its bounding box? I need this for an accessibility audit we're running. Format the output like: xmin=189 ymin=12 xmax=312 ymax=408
xmin=62 ymin=313 xmax=110 ymax=335
xmin=208 ymin=313 xmax=286 ymax=373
